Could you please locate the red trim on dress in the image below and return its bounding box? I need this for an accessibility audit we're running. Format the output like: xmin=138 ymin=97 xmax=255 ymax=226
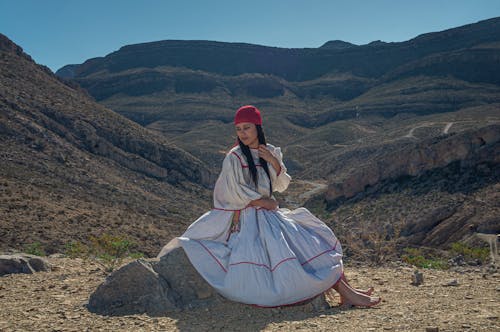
xmin=301 ymin=240 xmax=338 ymax=266
xmin=197 ymin=241 xmax=340 ymax=275
xmin=194 ymin=240 xmax=227 ymax=273
xmin=213 ymin=207 xmax=247 ymax=212
xmin=250 ymin=272 xmax=345 ymax=308
xmin=231 ymin=151 xmax=262 ymax=168
xmin=229 ymin=257 xmax=297 ymax=271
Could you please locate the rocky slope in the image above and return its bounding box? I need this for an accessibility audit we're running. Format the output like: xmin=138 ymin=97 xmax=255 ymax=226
xmin=0 ymin=34 xmax=214 ymax=256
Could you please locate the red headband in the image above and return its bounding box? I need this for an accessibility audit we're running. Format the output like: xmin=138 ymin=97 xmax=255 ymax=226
xmin=234 ymin=105 xmax=262 ymax=125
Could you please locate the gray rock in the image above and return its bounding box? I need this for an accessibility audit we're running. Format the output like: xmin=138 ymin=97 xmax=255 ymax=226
xmin=0 ymin=254 xmax=50 ymax=276
xmin=411 ymin=270 xmax=424 ymax=286
xmin=87 ymin=259 xmax=176 ymax=316
xmin=87 ymin=248 xmax=222 ymax=316
xmin=152 ymin=247 xmax=219 ymax=307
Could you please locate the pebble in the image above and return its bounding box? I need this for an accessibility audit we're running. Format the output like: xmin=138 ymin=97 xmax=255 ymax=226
xmin=443 ymin=279 xmax=459 ymax=287
xmin=425 ymin=327 xmax=439 ymax=332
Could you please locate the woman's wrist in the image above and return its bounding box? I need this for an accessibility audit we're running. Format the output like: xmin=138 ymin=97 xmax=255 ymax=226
xmin=269 ymin=157 xmax=280 ymax=173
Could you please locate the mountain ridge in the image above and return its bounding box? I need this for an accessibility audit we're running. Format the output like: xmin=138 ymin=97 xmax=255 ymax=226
xmin=56 ymin=17 xmax=500 ymax=83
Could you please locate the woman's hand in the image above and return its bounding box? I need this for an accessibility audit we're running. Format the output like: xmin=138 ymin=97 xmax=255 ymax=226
xmin=250 ymin=197 xmax=279 ymax=210
xmin=258 ymin=145 xmax=281 ymax=174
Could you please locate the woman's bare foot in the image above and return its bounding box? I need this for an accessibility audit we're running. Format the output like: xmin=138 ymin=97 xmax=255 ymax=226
xmin=341 ymin=275 xmax=374 ymax=296
xmin=340 ymin=294 xmax=381 ymax=308
xmin=339 ymin=287 xmax=374 ymax=305
xmin=333 ymin=280 xmax=381 ymax=308
xmin=357 ymin=286 xmax=375 ymax=296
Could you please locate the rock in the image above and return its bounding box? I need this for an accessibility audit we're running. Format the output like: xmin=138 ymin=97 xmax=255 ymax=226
xmin=87 ymin=259 xmax=176 ymax=316
xmin=301 ymin=294 xmax=330 ymax=312
xmin=411 ymin=270 xmax=424 ymax=286
xmin=152 ymin=247 xmax=219 ymax=306
xmin=0 ymin=254 xmax=50 ymax=276
xmin=87 ymin=248 xmax=222 ymax=316
xmin=443 ymin=279 xmax=459 ymax=287
xmin=425 ymin=327 xmax=439 ymax=332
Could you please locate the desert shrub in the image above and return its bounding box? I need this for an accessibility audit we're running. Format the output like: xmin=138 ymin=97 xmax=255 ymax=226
xmin=64 ymin=233 xmax=142 ymax=272
xmin=402 ymin=247 xmax=449 ymax=269
xmin=24 ymin=242 xmax=45 ymax=256
xmin=450 ymin=242 xmax=490 ymax=264
xmin=64 ymin=241 xmax=88 ymax=259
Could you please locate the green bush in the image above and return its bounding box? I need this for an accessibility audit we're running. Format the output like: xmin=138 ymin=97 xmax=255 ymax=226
xmin=24 ymin=242 xmax=45 ymax=256
xmin=450 ymin=242 xmax=490 ymax=264
xmin=402 ymin=247 xmax=449 ymax=270
xmin=64 ymin=234 xmax=143 ymax=272
xmin=64 ymin=241 xmax=88 ymax=259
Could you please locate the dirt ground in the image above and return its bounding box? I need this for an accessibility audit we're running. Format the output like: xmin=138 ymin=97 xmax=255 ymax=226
xmin=0 ymin=257 xmax=498 ymax=332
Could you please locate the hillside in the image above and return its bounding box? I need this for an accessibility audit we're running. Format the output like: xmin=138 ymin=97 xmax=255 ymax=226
xmin=0 ymin=34 xmax=214 ymax=256
xmin=54 ymin=17 xmax=500 ymax=170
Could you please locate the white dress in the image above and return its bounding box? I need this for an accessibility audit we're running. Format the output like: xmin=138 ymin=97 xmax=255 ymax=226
xmin=158 ymin=144 xmax=343 ymax=307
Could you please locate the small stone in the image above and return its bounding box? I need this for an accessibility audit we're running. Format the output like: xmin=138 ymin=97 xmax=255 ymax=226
xmin=426 ymin=327 xmax=439 ymax=332
xmin=411 ymin=270 xmax=424 ymax=286
xmin=443 ymin=279 xmax=459 ymax=287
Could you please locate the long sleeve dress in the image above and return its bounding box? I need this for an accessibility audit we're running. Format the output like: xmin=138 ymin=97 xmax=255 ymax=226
xmin=157 ymin=143 xmax=344 ymax=307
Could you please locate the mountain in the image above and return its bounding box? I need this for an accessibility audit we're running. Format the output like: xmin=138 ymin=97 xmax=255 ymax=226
xmin=0 ymin=34 xmax=214 ymax=256
xmin=55 ymin=17 xmax=500 ymax=170
xmin=57 ymin=17 xmax=500 ymax=83
xmin=53 ymin=17 xmax=500 ymax=258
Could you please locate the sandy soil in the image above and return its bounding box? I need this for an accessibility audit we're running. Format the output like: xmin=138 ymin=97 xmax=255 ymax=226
xmin=0 ymin=257 xmax=498 ymax=332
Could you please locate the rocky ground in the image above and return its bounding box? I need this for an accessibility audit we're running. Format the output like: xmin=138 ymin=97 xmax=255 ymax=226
xmin=0 ymin=257 xmax=498 ymax=331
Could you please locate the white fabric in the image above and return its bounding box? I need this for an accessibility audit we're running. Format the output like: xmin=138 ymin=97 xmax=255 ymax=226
xmin=158 ymin=144 xmax=343 ymax=307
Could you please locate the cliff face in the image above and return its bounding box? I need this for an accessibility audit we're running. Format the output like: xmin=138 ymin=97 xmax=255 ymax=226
xmin=325 ymin=124 xmax=500 ymax=202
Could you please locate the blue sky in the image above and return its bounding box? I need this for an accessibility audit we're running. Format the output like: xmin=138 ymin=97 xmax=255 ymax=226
xmin=1 ymin=0 xmax=499 ymax=72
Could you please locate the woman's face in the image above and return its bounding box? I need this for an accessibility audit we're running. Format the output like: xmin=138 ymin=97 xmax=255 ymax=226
xmin=235 ymin=122 xmax=258 ymax=148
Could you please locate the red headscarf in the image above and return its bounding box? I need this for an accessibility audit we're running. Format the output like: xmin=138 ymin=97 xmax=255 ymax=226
xmin=234 ymin=105 xmax=262 ymax=125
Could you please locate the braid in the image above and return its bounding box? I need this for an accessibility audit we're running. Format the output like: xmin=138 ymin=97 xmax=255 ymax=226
xmin=237 ymin=125 xmax=272 ymax=197
xmin=238 ymin=139 xmax=258 ymax=185
xmin=257 ymin=125 xmax=272 ymax=197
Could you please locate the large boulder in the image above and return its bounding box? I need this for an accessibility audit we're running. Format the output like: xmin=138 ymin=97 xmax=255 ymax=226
xmin=0 ymin=254 xmax=50 ymax=276
xmin=87 ymin=248 xmax=222 ymax=316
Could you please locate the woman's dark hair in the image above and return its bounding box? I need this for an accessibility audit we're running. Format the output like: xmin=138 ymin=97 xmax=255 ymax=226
xmin=238 ymin=124 xmax=272 ymax=196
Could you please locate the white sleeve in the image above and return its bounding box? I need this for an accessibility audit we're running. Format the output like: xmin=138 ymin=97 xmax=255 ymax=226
xmin=268 ymin=145 xmax=291 ymax=193
xmin=213 ymin=153 xmax=263 ymax=210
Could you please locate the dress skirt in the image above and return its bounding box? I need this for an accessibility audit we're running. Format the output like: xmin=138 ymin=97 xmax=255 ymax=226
xmin=161 ymin=206 xmax=344 ymax=307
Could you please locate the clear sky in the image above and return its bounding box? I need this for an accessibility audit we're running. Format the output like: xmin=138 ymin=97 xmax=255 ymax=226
xmin=1 ymin=0 xmax=499 ymax=72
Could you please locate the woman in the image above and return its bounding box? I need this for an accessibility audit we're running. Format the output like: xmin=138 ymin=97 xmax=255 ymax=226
xmin=158 ymin=105 xmax=380 ymax=308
